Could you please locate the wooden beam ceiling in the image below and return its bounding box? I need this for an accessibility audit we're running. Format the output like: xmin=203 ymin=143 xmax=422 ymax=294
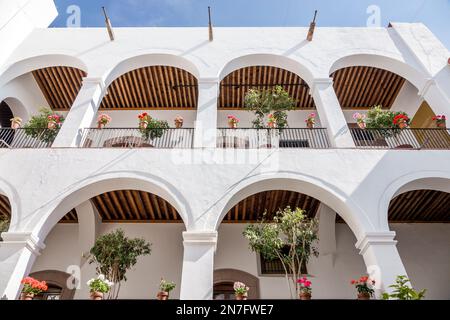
xmin=100 ymin=66 xmax=198 ymax=110
xmin=219 ymin=66 xmax=315 ymax=109
xmin=331 ymin=66 xmax=406 ymax=109
xmin=222 ymin=190 xmax=321 ymax=223
xmin=32 ymin=67 xmax=86 ymax=111
xmin=0 ymin=194 xmax=10 ymax=219
xmin=388 ymin=190 xmax=450 ymax=222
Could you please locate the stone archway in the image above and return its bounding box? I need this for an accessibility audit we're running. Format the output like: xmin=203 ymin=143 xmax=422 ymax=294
xmin=214 ymin=269 xmax=260 ymax=299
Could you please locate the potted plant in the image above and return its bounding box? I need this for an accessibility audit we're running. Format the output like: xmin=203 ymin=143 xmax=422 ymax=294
xmin=244 ymin=86 xmax=296 ymax=129
xmin=351 ymin=275 xmax=375 ymax=300
xmin=138 ymin=112 xmax=150 ymax=129
xmin=382 ymin=275 xmax=426 ymax=300
xmin=353 ymin=112 xmax=366 ymax=129
xmin=20 ymin=277 xmax=48 ymax=300
xmin=305 ymin=113 xmax=316 ymax=129
xmin=174 ymin=115 xmax=184 ymax=128
xmin=393 ymin=114 xmax=410 ymax=129
xmin=88 ymin=229 xmax=152 ymax=299
xmin=97 ymin=113 xmax=112 ymax=129
xmin=297 ymin=277 xmax=312 ymax=300
xmin=233 ymin=282 xmax=249 ymax=300
xmin=23 ymin=108 xmax=65 ymax=144
xmin=432 ymin=115 xmax=446 ymax=128
xmin=87 ymin=274 xmax=114 ymax=300
xmin=227 ymin=115 xmax=240 ymax=129
xmin=156 ymin=279 xmax=176 ymax=300
xmin=243 ymin=207 xmax=319 ymax=299
xmin=10 ymin=117 xmax=22 ymax=129
xmin=267 ymin=114 xmax=277 ymax=128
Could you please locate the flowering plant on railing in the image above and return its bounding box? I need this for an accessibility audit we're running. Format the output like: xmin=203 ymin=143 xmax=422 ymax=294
xmin=305 ymin=113 xmax=316 ymax=129
xmin=10 ymin=117 xmax=22 ymax=129
xmin=23 ymin=107 xmax=65 ymax=144
xmin=297 ymin=277 xmax=312 ymax=299
xmin=353 ymin=112 xmax=366 ymax=129
xmin=228 ymin=115 xmax=240 ymax=129
xmin=234 ymin=282 xmax=249 ymax=300
xmin=393 ymin=114 xmax=410 ymax=129
xmin=351 ymin=276 xmax=375 ymax=299
xmin=21 ymin=277 xmax=48 ymax=298
xmin=138 ymin=113 xmax=169 ymax=140
xmin=432 ymin=115 xmax=446 ymax=128
xmin=97 ymin=113 xmax=112 ymax=128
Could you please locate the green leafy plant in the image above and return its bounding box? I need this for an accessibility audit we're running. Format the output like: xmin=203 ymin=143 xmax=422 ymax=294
xmin=244 ymin=86 xmax=296 ymax=129
xmin=87 ymin=274 xmax=114 ymax=294
xmin=365 ymin=105 xmax=410 ymax=137
xmin=0 ymin=216 xmax=9 ymax=241
xmin=382 ymin=275 xmax=426 ymax=300
xmin=159 ymin=279 xmax=176 ymax=293
xmin=88 ymin=229 xmax=152 ymax=299
xmin=243 ymin=207 xmax=319 ymax=299
xmin=23 ymin=107 xmax=65 ymax=144
xmin=140 ymin=118 xmax=169 ymax=140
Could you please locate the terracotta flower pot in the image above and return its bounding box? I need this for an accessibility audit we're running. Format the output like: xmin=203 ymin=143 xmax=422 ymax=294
xmin=11 ymin=122 xmax=21 ymax=129
xmin=229 ymin=122 xmax=238 ymax=129
xmin=175 ymin=120 xmax=184 ymax=129
xmin=47 ymin=121 xmax=57 ymax=130
xmin=20 ymin=293 xmax=34 ymax=300
xmin=90 ymin=291 xmax=104 ymax=300
xmin=268 ymin=122 xmax=276 ymax=128
xmin=299 ymin=292 xmax=312 ymax=300
xmin=97 ymin=123 xmax=105 ymax=129
xmin=235 ymin=293 xmax=248 ymax=300
xmin=436 ymin=121 xmax=446 ymax=128
xmin=398 ymin=121 xmax=408 ymax=129
xmin=157 ymin=291 xmax=169 ymax=300
xmin=357 ymin=292 xmax=371 ymax=300
xmin=306 ymin=122 xmax=314 ymax=129
xmin=357 ymin=122 xmax=366 ymax=129
xmin=139 ymin=122 xmax=148 ymax=129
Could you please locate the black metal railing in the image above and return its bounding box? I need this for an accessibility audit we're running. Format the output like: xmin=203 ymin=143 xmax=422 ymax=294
xmin=80 ymin=128 xmax=195 ymax=148
xmin=216 ymin=128 xmax=331 ymax=149
xmin=350 ymin=128 xmax=450 ymax=149
xmin=0 ymin=128 xmax=56 ymax=148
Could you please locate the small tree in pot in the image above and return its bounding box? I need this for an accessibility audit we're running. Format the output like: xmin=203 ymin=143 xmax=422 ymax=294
xmin=243 ymin=207 xmax=319 ymax=299
xmin=88 ymin=229 xmax=152 ymax=299
xmin=23 ymin=107 xmax=65 ymax=144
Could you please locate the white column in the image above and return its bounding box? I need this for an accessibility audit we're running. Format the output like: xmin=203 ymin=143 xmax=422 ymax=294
xmin=52 ymin=78 xmax=105 ymax=147
xmin=419 ymin=79 xmax=450 ymax=117
xmin=0 ymin=232 xmax=45 ymax=300
xmin=311 ymin=78 xmax=355 ymax=148
xmin=356 ymin=232 xmax=408 ymax=297
xmin=194 ymin=79 xmax=219 ymax=148
xmin=180 ymin=231 xmax=217 ymax=300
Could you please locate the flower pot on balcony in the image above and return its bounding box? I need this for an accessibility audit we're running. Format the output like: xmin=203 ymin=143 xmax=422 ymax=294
xmin=11 ymin=122 xmax=20 ymax=129
xmin=235 ymin=293 xmax=248 ymax=300
xmin=306 ymin=122 xmax=314 ymax=129
xmin=268 ymin=122 xmax=277 ymax=128
xmin=47 ymin=121 xmax=57 ymax=130
xmin=357 ymin=293 xmax=371 ymax=300
xmin=397 ymin=121 xmax=408 ymax=129
xmin=299 ymin=292 xmax=312 ymax=300
xmin=436 ymin=120 xmax=446 ymax=128
xmin=229 ymin=123 xmax=238 ymax=129
xmin=174 ymin=117 xmax=184 ymax=129
xmin=139 ymin=121 xmax=148 ymax=129
xmin=90 ymin=291 xmax=104 ymax=300
xmin=20 ymin=293 xmax=34 ymax=300
xmin=357 ymin=122 xmax=366 ymax=129
xmin=157 ymin=291 xmax=169 ymax=300
xmin=97 ymin=123 xmax=105 ymax=129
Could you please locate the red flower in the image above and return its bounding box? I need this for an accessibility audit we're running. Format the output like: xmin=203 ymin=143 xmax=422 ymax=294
xmin=393 ymin=114 xmax=409 ymax=125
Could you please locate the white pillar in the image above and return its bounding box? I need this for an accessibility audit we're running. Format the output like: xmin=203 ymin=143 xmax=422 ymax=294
xmin=194 ymin=79 xmax=219 ymax=148
xmin=52 ymin=78 xmax=105 ymax=147
xmin=419 ymin=79 xmax=450 ymax=117
xmin=311 ymin=78 xmax=355 ymax=148
xmin=356 ymin=232 xmax=408 ymax=297
xmin=180 ymin=231 xmax=217 ymax=300
xmin=0 ymin=232 xmax=45 ymax=300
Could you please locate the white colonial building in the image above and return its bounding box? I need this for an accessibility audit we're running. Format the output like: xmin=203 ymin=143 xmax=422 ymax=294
xmin=0 ymin=0 xmax=449 ymax=300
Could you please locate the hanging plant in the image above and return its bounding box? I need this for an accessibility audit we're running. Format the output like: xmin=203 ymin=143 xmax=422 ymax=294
xmin=23 ymin=108 xmax=65 ymax=143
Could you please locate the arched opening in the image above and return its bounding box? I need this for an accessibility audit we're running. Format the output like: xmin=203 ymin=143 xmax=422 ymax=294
xmin=85 ymin=63 xmax=199 ymax=148
xmin=0 ymin=101 xmax=13 ymax=128
xmin=28 ymin=270 xmax=76 ymax=300
xmin=0 ymin=194 xmax=11 ymax=237
xmin=214 ymin=178 xmax=369 ymax=299
xmin=28 ymin=187 xmax=186 ymax=299
xmin=330 ymin=55 xmax=448 ymax=149
xmin=385 ymin=178 xmax=450 ymax=299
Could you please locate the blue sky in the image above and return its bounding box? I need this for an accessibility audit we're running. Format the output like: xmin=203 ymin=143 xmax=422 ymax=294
xmin=51 ymin=0 xmax=450 ymax=49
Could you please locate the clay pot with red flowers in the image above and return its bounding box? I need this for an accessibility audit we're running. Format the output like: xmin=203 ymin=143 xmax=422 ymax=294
xmin=157 ymin=279 xmax=176 ymax=301
xmin=234 ymin=282 xmax=249 ymax=300
xmin=20 ymin=277 xmax=48 ymax=300
xmin=297 ymin=277 xmax=312 ymax=300
xmin=305 ymin=113 xmax=316 ymax=129
xmin=351 ymin=275 xmax=375 ymax=300
xmin=393 ymin=114 xmax=410 ymax=130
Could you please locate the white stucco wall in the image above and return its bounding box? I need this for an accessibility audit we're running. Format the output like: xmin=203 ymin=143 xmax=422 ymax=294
xmin=31 ymin=222 xmax=450 ymax=299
